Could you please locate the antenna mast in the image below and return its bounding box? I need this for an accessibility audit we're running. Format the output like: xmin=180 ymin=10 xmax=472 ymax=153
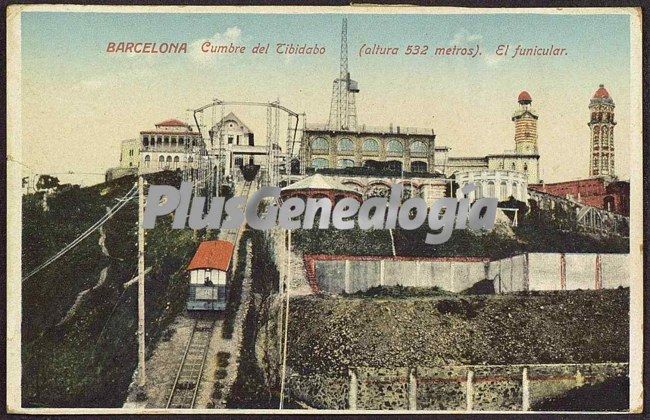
xmin=328 ymin=18 xmax=359 ymax=131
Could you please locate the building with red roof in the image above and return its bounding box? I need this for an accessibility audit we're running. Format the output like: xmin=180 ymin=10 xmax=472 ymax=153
xmin=529 ymin=177 xmax=629 ymax=216
xmin=138 ymin=118 xmax=204 ymax=174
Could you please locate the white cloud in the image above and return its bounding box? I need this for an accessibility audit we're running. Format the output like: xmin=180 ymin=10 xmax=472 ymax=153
xmin=189 ymin=26 xmax=243 ymax=64
xmin=450 ymin=29 xmax=511 ymax=67
xmin=451 ymin=29 xmax=483 ymax=46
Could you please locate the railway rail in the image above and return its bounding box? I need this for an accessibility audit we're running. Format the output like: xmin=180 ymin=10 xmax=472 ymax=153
xmin=167 ymin=180 xmax=253 ymax=408
xmin=166 ymin=317 xmax=216 ymax=409
xmin=220 ymin=180 xmax=252 ymax=244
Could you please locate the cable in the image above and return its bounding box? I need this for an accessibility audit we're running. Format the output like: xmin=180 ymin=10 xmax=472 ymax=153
xmin=278 ymin=229 xmax=291 ymax=409
xmin=22 ymin=184 xmax=138 ymax=282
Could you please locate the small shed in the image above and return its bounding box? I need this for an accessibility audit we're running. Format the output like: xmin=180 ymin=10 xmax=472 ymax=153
xmin=186 ymin=240 xmax=234 ymax=286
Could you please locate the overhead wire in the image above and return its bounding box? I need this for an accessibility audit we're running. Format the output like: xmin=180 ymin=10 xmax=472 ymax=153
xmin=22 ymin=184 xmax=138 ymax=282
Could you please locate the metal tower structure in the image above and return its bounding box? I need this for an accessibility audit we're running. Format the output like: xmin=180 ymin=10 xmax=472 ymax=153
xmin=192 ymin=98 xmax=300 ymax=188
xmin=327 ymin=18 xmax=359 ymax=131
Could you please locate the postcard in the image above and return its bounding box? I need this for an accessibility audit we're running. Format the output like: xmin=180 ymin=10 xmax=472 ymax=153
xmin=6 ymin=5 xmax=643 ymax=414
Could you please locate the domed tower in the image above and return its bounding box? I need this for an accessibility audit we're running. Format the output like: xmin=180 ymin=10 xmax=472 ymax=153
xmin=512 ymin=91 xmax=539 ymax=154
xmin=588 ymin=84 xmax=616 ymax=177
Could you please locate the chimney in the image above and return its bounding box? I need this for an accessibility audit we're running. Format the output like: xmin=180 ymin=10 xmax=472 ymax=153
xmin=397 ymin=126 xmax=401 ymax=134
xmin=389 ymin=123 xmax=393 ymax=133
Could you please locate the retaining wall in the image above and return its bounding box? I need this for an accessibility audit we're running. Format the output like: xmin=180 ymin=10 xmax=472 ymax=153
xmin=306 ymin=253 xmax=628 ymax=294
xmin=286 ymin=363 xmax=628 ymax=411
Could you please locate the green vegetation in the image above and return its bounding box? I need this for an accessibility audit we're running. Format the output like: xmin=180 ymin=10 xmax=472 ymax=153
xmin=227 ymin=229 xmax=281 ymax=409
xmin=283 ymin=288 xmax=629 ymax=375
xmin=21 ymin=171 xmax=209 ymax=407
xmin=291 ymin=203 xmax=629 ymax=258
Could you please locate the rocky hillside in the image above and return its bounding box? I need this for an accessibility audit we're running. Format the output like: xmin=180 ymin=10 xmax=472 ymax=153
xmin=21 ymin=171 xmax=214 ymax=407
xmin=261 ymin=289 xmax=628 ymax=376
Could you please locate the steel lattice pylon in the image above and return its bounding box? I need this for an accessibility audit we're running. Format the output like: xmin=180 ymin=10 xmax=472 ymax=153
xmin=327 ymin=18 xmax=359 ymax=131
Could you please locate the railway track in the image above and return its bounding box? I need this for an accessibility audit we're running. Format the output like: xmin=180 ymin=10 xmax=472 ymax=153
xmin=220 ymin=180 xmax=253 ymax=244
xmin=166 ymin=181 xmax=253 ymax=409
xmin=166 ymin=318 xmax=216 ymax=409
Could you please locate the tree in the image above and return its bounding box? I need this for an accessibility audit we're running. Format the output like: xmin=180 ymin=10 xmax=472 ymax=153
xmin=36 ymin=175 xmax=60 ymax=192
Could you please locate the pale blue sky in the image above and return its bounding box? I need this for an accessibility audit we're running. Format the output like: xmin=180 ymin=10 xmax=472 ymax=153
xmin=20 ymin=11 xmax=631 ymax=184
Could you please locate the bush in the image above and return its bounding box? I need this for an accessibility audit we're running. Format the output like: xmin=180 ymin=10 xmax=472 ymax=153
xmin=344 ymin=285 xmax=452 ymax=298
xmin=216 ymin=369 xmax=227 ymax=380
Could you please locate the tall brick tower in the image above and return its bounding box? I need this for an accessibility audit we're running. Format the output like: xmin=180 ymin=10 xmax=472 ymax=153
xmin=588 ymin=84 xmax=616 ymax=177
xmin=512 ymin=91 xmax=539 ymax=154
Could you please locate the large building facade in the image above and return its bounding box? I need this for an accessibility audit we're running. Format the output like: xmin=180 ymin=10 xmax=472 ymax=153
xmin=139 ymin=119 xmax=204 ymax=173
xmin=588 ymin=84 xmax=616 ymax=178
xmin=444 ymin=91 xmax=541 ymax=185
xmin=529 ymin=178 xmax=629 ymax=216
xmin=300 ymin=124 xmax=437 ymax=174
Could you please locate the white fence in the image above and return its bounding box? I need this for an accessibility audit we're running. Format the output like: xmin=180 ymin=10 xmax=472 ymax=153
xmin=311 ymin=253 xmax=629 ymax=294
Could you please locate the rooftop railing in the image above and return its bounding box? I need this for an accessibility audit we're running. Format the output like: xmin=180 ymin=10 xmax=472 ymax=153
xmin=305 ymin=123 xmax=435 ymax=136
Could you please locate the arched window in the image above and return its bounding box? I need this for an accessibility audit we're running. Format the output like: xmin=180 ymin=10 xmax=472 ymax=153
xmin=338 ymin=158 xmax=355 ymax=169
xmin=512 ymin=182 xmax=519 ymax=200
xmin=338 ymin=138 xmax=354 ymax=152
xmin=523 ymin=163 xmax=528 ymax=172
xmin=166 ymin=155 xmax=172 ymax=163
xmin=362 ymin=139 xmax=379 ymax=152
xmin=475 ymin=182 xmax=483 ymax=200
xmin=500 ymin=181 xmax=508 ymax=201
xmin=144 ymin=155 xmax=151 ymax=167
xmin=487 ymin=181 xmax=495 ymax=198
xmin=312 ymin=158 xmax=329 ymax=170
xmin=143 ymin=137 xmax=149 ymax=147
xmin=410 ymin=141 xmax=427 ymax=154
xmin=173 ymin=156 xmax=180 ymax=168
xmin=164 ymin=136 xmax=170 ymax=146
xmin=387 ymin=140 xmax=403 ymax=153
xmin=511 ymin=162 xmax=516 ymax=170
xmin=158 ymin=155 xmax=165 ymax=168
xmin=157 ymin=136 xmax=162 ymax=146
xmin=411 ymin=161 xmax=427 ymax=172
xmin=171 ymin=137 xmax=177 ymax=147
xmin=311 ymin=137 xmax=329 ymax=151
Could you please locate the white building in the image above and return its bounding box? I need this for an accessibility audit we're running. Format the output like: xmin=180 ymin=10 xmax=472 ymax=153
xmin=208 ymin=112 xmax=272 ymax=181
xmin=454 ymin=169 xmax=529 ymax=202
xmin=139 ymin=118 xmax=204 ymax=174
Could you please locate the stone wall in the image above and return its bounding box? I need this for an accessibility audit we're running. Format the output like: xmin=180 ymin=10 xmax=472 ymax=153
xmin=307 ymin=253 xmax=629 ymax=294
xmin=266 ymin=228 xmax=312 ymax=295
xmin=285 ymin=363 xmax=628 ymax=411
